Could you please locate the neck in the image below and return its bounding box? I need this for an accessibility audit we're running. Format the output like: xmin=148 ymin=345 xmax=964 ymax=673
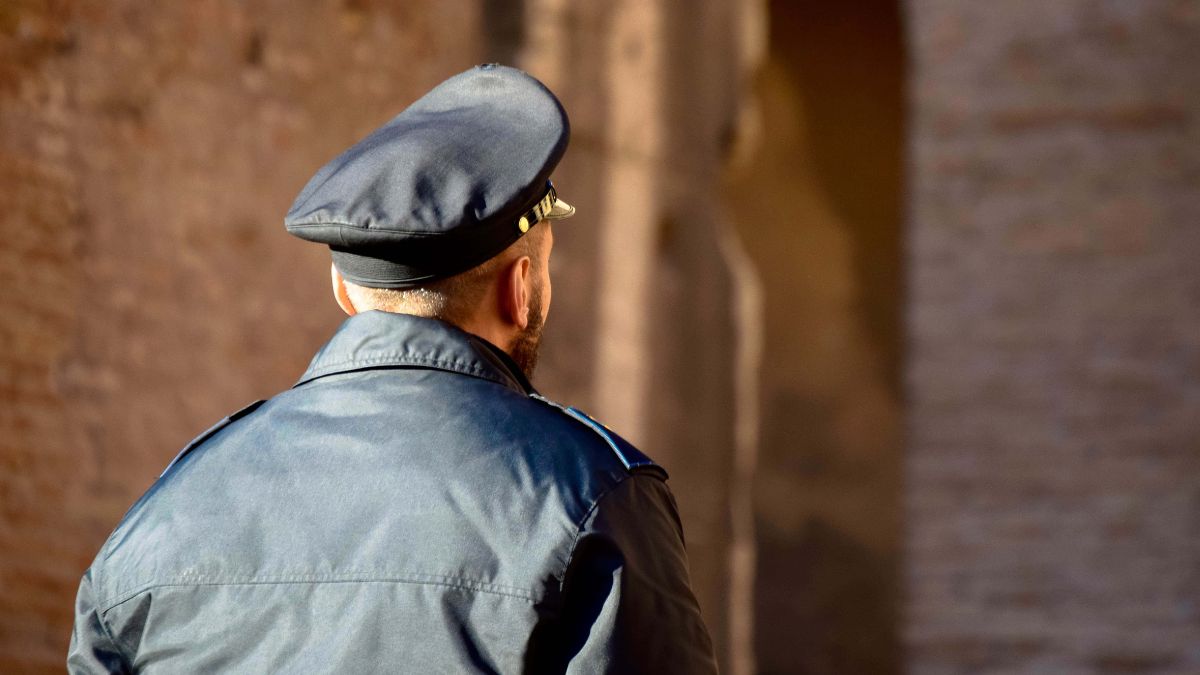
xmin=453 ymin=315 xmax=514 ymax=357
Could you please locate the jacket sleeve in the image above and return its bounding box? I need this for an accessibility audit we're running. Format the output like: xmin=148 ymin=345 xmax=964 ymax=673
xmin=67 ymin=568 xmax=129 ymax=674
xmin=544 ymin=473 xmax=718 ymax=674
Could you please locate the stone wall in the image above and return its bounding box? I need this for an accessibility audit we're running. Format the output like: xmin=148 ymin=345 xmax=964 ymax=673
xmin=0 ymin=2 xmax=481 ymax=670
xmin=906 ymin=1 xmax=1200 ymax=672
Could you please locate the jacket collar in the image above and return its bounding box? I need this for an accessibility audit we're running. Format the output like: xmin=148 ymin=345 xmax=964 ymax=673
xmin=295 ymin=311 xmax=535 ymax=395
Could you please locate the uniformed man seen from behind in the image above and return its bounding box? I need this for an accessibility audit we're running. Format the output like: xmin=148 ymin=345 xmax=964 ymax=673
xmin=68 ymin=65 xmax=718 ymax=673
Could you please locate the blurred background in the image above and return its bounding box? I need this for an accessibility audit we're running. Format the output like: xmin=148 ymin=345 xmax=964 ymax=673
xmin=2 ymin=0 xmax=1198 ymax=673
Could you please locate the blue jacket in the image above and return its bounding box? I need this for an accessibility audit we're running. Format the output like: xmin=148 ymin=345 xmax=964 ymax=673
xmin=68 ymin=311 xmax=717 ymax=673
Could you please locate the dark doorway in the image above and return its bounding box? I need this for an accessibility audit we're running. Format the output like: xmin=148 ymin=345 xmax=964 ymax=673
xmin=723 ymin=1 xmax=906 ymax=672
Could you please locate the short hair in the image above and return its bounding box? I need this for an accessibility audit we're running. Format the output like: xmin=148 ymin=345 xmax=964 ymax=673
xmin=343 ymin=224 xmax=545 ymax=326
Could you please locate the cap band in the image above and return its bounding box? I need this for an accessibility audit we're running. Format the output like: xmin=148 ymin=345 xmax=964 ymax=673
xmin=333 ymin=183 xmax=561 ymax=289
xmin=518 ymin=182 xmax=564 ymax=233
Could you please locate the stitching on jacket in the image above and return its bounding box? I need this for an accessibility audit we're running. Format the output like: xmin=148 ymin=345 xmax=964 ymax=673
xmin=307 ymin=354 xmax=489 ymax=377
xmin=300 ymin=354 xmax=509 ymax=387
xmin=100 ymin=572 xmax=537 ymax=613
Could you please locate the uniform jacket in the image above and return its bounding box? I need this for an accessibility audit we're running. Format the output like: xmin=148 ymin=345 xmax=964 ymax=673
xmin=68 ymin=311 xmax=717 ymax=673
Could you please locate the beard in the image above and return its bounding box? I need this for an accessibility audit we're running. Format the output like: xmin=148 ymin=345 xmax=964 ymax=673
xmin=509 ymin=280 xmax=545 ymax=380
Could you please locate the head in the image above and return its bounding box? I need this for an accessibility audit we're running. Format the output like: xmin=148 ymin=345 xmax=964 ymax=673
xmin=287 ymin=65 xmax=572 ymax=378
xmin=330 ymin=222 xmax=554 ymax=379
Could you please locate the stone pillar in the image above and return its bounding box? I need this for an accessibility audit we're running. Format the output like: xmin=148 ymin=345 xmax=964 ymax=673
xmin=522 ymin=1 xmax=756 ymax=669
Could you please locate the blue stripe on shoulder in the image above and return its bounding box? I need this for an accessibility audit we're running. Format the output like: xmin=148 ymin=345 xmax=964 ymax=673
xmin=530 ymin=394 xmax=667 ymax=478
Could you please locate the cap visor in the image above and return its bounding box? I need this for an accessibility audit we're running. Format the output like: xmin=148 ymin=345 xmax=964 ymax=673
xmin=546 ymin=198 xmax=575 ymax=219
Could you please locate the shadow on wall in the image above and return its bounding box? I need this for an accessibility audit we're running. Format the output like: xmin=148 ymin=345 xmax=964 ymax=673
xmin=724 ymin=0 xmax=905 ymax=672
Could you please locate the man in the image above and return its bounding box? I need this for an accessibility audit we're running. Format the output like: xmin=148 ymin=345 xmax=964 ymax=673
xmin=69 ymin=65 xmax=717 ymax=673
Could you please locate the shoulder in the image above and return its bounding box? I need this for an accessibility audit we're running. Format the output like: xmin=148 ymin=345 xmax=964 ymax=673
xmin=158 ymin=398 xmax=267 ymax=477
xmin=527 ymin=393 xmax=668 ymax=481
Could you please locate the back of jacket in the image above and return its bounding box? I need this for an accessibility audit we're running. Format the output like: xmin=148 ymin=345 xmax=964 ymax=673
xmin=68 ymin=313 xmax=716 ymax=674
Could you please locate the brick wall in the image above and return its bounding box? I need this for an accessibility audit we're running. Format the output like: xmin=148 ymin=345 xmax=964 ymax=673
xmin=906 ymin=1 xmax=1200 ymax=672
xmin=0 ymin=2 xmax=479 ymax=670
xmin=0 ymin=3 xmax=85 ymax=667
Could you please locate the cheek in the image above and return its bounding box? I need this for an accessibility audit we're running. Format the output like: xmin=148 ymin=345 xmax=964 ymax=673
xmin=541 ymin=232 xmax=554 ymax=320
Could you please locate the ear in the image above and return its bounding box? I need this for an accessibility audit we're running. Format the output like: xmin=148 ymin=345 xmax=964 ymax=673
xmin=331 ymin=263 xmax=358 ymax=316
xmin=501 ymin=255 xmax=533 ymax=329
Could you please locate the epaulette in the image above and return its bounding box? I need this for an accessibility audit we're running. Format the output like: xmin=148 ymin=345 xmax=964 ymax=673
xmin=159 ymin=399 xmax=266 ymax=478
xmin=531 ymin=394 xmax=668 ymax=480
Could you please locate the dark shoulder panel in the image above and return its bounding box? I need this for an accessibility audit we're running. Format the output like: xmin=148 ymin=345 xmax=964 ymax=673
xmin=530 ymin=394 xmax=668 ymax=480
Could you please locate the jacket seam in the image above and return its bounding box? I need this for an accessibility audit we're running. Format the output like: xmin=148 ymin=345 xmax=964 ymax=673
xmin=90 ymin=572 xmax=135 ymax=671
xmin=100 ymin=573 xmax=536 ymax=613
xmin=557 ymin=475 xmax=631 ymax=591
